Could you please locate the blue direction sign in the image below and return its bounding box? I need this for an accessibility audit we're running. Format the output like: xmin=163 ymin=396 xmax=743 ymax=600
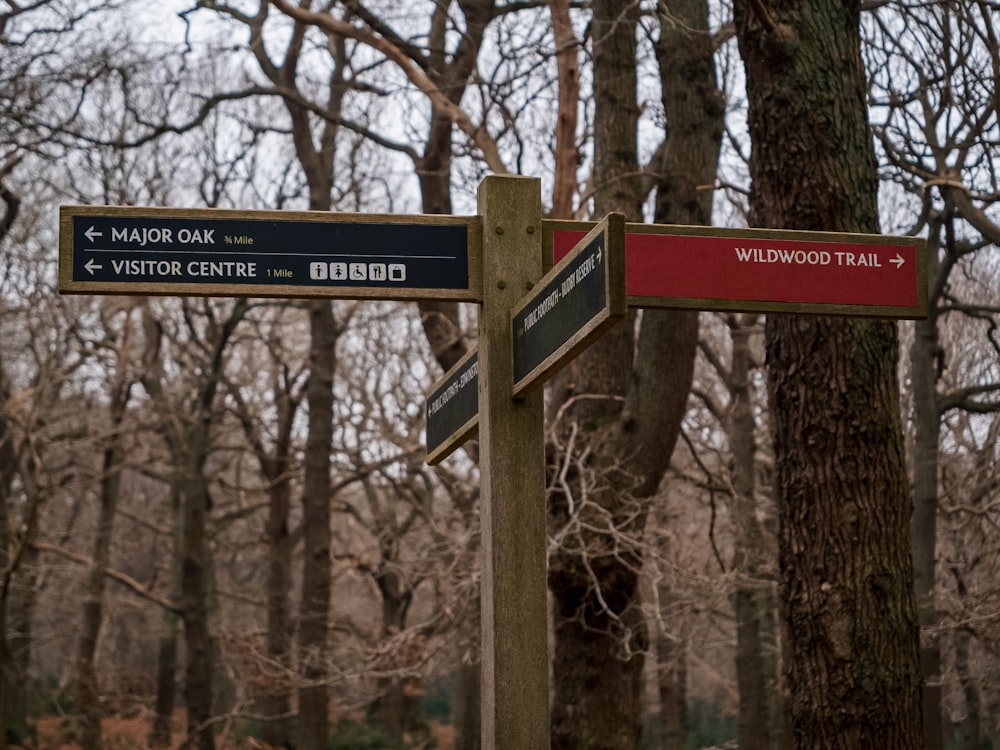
xmin=511 ymin=213 xmax=627 ymax=397
xmin=59 ymin=206 xmax=481 ymax=301
xmin=425 ymin=348 xmax=480 ymax=465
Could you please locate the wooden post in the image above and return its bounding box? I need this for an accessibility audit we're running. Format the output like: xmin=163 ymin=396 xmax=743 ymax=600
xmin=477 ymin=175 xmax=549 ymax=750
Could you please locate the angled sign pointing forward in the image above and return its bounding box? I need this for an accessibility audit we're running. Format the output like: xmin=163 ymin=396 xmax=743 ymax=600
xmin=512 ymin=213 xmax=627 ymax=398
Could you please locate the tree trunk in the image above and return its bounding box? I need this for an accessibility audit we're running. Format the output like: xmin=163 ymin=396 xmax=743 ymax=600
xmin=180 ymin=469 xmax=215 ymax=750
xmin=149 ymin=611 xmax=180 ymax=747
xmin=261 ymin=477 xmax=294 ymax=748
xmin=548 ymin=0 xmax=720 ymax=746
xmin=411 ymin=7 xmax=495 ymax=741
xmin=297 ymin=299 xmax=336 ymax=750
xmin=732 ymin=0 xmax=924 ymax=745
xmin=453 ymin=660 xmax=481 ymax=750
xmin=76 ymin=331 xmax=134 ymax=749
xmin=549 ymin=4 xmax=644 ymax=747
xmin=180 ymin=303 xmax=247 ymax=750
xmin=369 ymin=564 xmax=419 ymax=738
xmin=76 ymin=424 xmax=126 ymax=748
xmin=729 ymin=316 xmax=785 ymax=750
xmin=0 ymin=358 xmax=17 ymax=748
xmin=148 ymin=348 xmax=184 ymax=748
xmin=657 ymin=624 xmax=687 ymax=750
xmin=911 ymin=223 xmax=944 ymax=750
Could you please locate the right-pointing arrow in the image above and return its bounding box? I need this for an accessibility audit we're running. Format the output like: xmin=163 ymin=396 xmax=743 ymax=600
xmin=890 ymin=253 xmax=905 ymax=269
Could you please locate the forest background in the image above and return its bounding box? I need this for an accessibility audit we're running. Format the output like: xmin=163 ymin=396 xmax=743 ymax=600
xmin=0 ymin=0 xmax=998 ymax=749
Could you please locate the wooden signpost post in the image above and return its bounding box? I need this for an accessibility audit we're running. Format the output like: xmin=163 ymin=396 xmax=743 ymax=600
xmin=60 ymin=175 xmax=927 ymax=750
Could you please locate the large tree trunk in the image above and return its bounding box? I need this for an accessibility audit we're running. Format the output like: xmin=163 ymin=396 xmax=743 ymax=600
xmin=728 ymin=315 xmax=786 ymax=750
xmin=297 ymin=300 xmax=336 ymax=750
xmin=732 ymin=0 xmax=924 ymax=746
xmin=548 ymin=0 xmax=720 ymax=746
xmin=76 ymin=318 xmax=135 ymax=748
xmin=549 ymin=4 xmax=645 ymax=747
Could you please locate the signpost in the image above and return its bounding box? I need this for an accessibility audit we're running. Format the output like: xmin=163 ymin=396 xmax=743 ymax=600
xmin=547 ymin=221 xmax=927 ymax=318
xmin=60 ymin=205 xmax=482 ymax=301
xmin=60 ymin=177 xmax=930 ymax=750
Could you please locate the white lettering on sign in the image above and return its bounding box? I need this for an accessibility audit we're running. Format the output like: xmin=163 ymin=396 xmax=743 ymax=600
xmin=734 ymin=246 xmax=884 ymax=268
xmin=524 ymin=249 xmax=601 ymax=333
xmin=834 ymin=251 xmax=881 ymax=267
xmin=109 ymin=258 xmax=257 ymax=278
xmin=111 ymin=226 xmax=216 ymax=246
xmin=523 ymin=289 xmax=560 ymax=331
xmin=186 ymin=260 xmax=257 ymax=277
xmin=734 ymin=247 xmax=833 ymax=265
xmin=428 ymin=358 xmax=478 ymax=416
xmin=111 ymin=259 xmax=183 ymax=275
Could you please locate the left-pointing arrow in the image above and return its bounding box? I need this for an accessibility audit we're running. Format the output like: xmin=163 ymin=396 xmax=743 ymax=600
xmin=84 ymin=226 xmax=103 ymax=242
xmin=85 ymin=258 xmax=103 ymax=274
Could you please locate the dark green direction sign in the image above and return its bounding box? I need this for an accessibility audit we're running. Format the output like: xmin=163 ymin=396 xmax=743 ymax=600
xmin=511 ymin=213 xmax=626 ymax=398
xmin=425 ymin=348 xmax=479 ymax=466
xmin=59 ymin=205 xmax=481 ymax=301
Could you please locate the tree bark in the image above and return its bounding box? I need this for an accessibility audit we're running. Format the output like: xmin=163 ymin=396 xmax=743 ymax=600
xmin=548 ymin=0 xmax=720 ymax=746
xmin=76 ymin=312 xmax=136 ymax=749
xmin=76 ymin=410 xmax=129 ymax=747
xmin=549 ymin=4 xmax=644 ymax=747
xmin=728 ymin=316 xmax=786 ymax=750
xmin=0 ymin=341 xmax=17 ymax=748
xmin=657 ymin=623 xmax=687 ymax=750
xmin=912 ymin=221 xmax=944 ymax=750
xmin=297 ymin=300 xmax=336 ymax=750
xmin=732 ymin=0 xmax=924 ymax=745
xmin=410 ymin=5 xmax=495 ymax=744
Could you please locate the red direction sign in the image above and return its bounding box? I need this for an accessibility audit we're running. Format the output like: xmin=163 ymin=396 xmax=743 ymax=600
xmin=547 ymin=222 xmax=927 ymax=318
